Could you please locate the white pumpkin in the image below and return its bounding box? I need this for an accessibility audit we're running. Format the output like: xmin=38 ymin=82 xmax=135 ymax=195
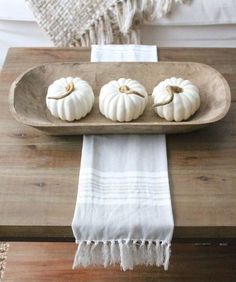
xmin=46 ymin=77 xmax=94 ymax=121
xmin=99 ymin=78 xmax=148 ymax=122
xmin=152 ymin=77 xmax=200 ymax=122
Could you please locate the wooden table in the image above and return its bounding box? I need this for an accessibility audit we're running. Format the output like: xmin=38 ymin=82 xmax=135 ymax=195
xmin=0 ymin=48 xmax=235 ymax=243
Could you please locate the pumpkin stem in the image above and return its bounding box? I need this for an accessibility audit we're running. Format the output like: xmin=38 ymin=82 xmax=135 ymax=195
xmin=119 ymin=85 xmax=130 ymax=93
xmin=119 ymin=85 xmax=145 ymax=99
xmin=152 ymin=85 xmax=182 ymax=107
xmin=47 ymin=82 xmax=75 ymax=100
xmin=169 ymin=85 xmax=183 ymax=94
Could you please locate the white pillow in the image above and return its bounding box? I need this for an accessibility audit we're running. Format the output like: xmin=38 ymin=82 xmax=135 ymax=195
xmin=0 ymin=0 xmax=34 ymax=21
xmin=146 ymin=0 xmax=236 ymax=26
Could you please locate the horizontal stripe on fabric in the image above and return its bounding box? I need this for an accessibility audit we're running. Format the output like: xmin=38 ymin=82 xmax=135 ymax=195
xmin=79 ymin=185 xmax=169 ymax=194
xmin=77 ymin=198 xmax=171 ymax=206
xmin=79 ymin=181 xmax=168 ymax=189
xmin=78 ymin=193 xmax=170 ymax=200
xmin=79 ymin=188 xmax=169 ymax=196
xmin=79 ymin=175 xmax=168 ymax=182
xmin=77 ymin=193 xmax=170 ymax=200
xmin=80 ymin=168 xmax=169 ymax=178
xmin=79 ymin=178 xmax=168 ymax=185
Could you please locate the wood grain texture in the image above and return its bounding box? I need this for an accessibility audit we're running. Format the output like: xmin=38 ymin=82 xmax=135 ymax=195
xmin=4 ymin=242 xmax=236 ymax=282
xmin=9 ymin=62 xmax=230 ymax=135
xmin=0 ymin=48 xmax=236 ymax=241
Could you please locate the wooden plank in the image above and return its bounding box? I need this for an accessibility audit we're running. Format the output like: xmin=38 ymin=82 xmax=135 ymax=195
xmin=4 ymin=242 xmax=236 ymax=282
xmin=0 ymin=47 xmax=235 ymax=241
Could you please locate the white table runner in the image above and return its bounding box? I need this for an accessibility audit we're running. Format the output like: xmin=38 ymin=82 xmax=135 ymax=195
xmin=72 ymin=45 xmax=174 ymax=271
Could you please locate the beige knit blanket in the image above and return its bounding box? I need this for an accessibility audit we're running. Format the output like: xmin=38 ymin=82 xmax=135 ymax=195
xmin=0 ymin=243 xmax=9 ymax=282
xmin=26 ymin=0 xmax=190 ymax=47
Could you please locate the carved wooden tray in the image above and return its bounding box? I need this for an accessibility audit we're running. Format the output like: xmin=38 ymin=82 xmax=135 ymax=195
xmin=9 ymin=62 xmax=231 ymax=135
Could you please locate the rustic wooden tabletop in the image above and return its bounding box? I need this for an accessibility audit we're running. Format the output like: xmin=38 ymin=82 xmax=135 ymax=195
xmin=0 ymin=47 xmax=235 ymax=242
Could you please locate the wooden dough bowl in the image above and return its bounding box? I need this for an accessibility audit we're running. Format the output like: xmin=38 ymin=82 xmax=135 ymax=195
xmin=9 ymin=62 xmax=231 ymax=135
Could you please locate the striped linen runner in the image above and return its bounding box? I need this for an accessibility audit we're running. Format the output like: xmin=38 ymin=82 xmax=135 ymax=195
xmin=72 ymin=134 xmax=174 ymax=271
xmin=72 ymin=45 xmax=174 ymax=271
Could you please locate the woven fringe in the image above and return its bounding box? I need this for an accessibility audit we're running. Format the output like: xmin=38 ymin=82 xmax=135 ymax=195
xmin=75 ymin=0 xmax=189 ymax=46
xmin=73 ymin=240 xmax=171 ymax=271
xmin=0 ymin=243 xmax=9 ymax=281
xmin=26 ymin=0 xmax=189 ymax=47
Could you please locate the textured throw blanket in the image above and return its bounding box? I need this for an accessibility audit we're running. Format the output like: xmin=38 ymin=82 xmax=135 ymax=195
xmin=26 ymin=0 xmax=189 ymax=46
xmin=0 ymin=243 xmax=9 ymax=281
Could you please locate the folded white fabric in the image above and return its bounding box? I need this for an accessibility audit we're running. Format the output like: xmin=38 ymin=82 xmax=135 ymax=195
xmin=91 ymin=44 xmax=158 ymax=62
xmin=72 ymin=45 xmax=174 ymax=271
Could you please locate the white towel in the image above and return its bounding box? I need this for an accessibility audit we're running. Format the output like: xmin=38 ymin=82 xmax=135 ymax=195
xmin=72 ymin=45 xmax=174 ymax=271
xmin=91 ymin=44 xmax=158 ymax=62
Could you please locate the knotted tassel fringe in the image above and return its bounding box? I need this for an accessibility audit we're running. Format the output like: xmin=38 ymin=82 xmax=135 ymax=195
xmin=26 ymin=0 xmax=190 ymax=47
xmin=73 ymin=0 xmax=189 ymax=46
xmin=73 ymin=240 xmax=171 ymax=271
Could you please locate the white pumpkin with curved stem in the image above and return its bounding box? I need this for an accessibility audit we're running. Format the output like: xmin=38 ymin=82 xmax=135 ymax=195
xmin=99 ymin=78 xmax=148 ymax=122
xmin=46 ymin=77 xmax=94 ymax=121
xmin=152 ymin=77 xmax=200 ymax=122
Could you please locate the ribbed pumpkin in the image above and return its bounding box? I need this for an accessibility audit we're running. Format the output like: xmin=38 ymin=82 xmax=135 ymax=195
xmin=46 ymin=77 xmax=94 ymax=121
xmin=99 ymin=78 xmax=148 ymax=122
xmin=152 ymin=77 xmax=200 ymax=122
